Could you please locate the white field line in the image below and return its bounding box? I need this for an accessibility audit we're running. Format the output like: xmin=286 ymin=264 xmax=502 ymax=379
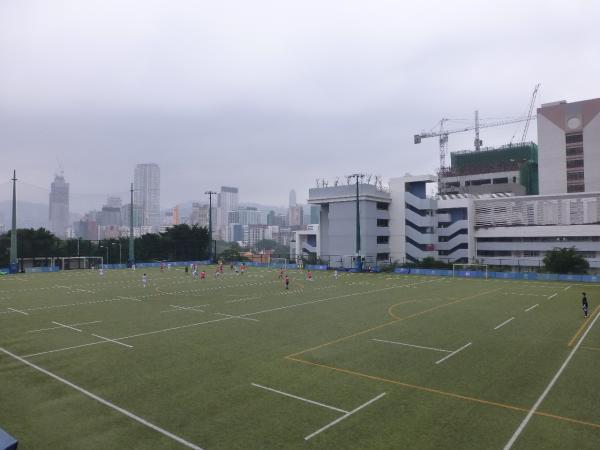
xmin=435 ymin=343 xmax=472 ymax=365
xmin=372 ymin=339 xmax=451 ymax=353
xmin=251 ymin=383 xmax=348 ymax=414
xmin=7 ymin=307 xmax=29 ymax=315
xmin=304 ymin=393 xmax=386 ymax=441
xmin=52 ymin=321 xmax=82 ymax=332
xmin=0 ymin=346 xmax=204 ymax=450
xmin=225 ymin=296 xmax=261 ymax=304
xmin=28 ymin=321 xmax=102 ymax=333
xmin=118 ymin=296 xmax=141 ymax=302
xmin=503 ymin=309 xmax=600 ymax=450
xmin=563 ymin=285 xmax=572 ymax=291
xmin=525 ymin=304 xmax=539 ymax=312
xmin=110 ymin=280 xmax=439 ymax=343
xmin=494 ymin=317 xmax=515 ymax=330
xmin=91 ymin=334 xmax=133 ymax=348
xmin=161 ymin=305 xmax=206 ymax=313
xmin=547 ymin=293 xmax=558 ymax=300
xmin=22 ymin=341 xmax=109 ymax=358
xmin=215 ymin=313 xmax=259 ymax=322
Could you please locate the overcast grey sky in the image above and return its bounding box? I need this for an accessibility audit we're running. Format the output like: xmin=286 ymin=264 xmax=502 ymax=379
xmin=1 ymin=0 xmax=598 ymax=211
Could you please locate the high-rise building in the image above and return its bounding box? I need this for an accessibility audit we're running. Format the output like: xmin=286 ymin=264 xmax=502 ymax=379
xmin=537 ymin=97 xmax=600 ymax=194
xmin=189 ymin=203 xmax=216 ymax=229
xmin=289 ymin=189 xmax=297 ymax=207
xmin=106 ymin=196 xmax=122 ymax=208
xmin=134 ymin=163 xmax=160 ymax=228
xmin=49 ymin=173 xmax=70 ymax=238
xmin=217 ymin=186 xmax=239 ymax=240
xmin=288 ymin=205 xmax=303 ymax=227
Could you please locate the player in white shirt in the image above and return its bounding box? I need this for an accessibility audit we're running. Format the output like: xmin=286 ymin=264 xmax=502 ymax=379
xmin=142 ymin=273 xmax=148 ymax=288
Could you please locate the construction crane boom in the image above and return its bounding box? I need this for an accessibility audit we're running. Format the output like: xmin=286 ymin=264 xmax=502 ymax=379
xmin=414 ymin=115 xmax=534 ymax=142
xmin=521 ymin=83 xmax=540 ymax=142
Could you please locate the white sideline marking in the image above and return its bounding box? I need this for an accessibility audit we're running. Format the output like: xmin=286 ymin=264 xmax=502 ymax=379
xmin=118 ymin=296 xmax=141 ymax=302
xmin=91 ymin=334 xmax=133 ymax=348
xmin=547 ymin=293 xmax=558 ymax=300
xmin=28 ymin=321 xmax=102 ymax=333
xmin=7 ymin=307 xmax=29 ymax=316
xmin=52 ymin=321 xmax=82 ymax=332
xmin=251 ymin=383 xmax=348 ymax=414
xmin=524 ymin=304 xmax=539 ymax=312
xmin=215 ymin=313 xmax=259 ymax=322
xmin=114 ymin=316 xmax=235 ymax=341
xmin=503 ymin=309 xmax=600 ymax=450
xmin=304 ymin=393 xmax=386 ymax=441
xmin=435 ymin=343 xmax=472 ymax=365
xmin=563 ymin=285 xmax=572 ymax=291
xmin=0 ymin=346 xmax=204 ymax=450
xmin=494 ymin=317 xmax=515 ymax=330
xmin=161 ymin=305 xmax=206 ymax=313
xmin=22 ymin=341 xmax=108 ymax=358
xmin=372 ymin=339 xmax=451 ymax=353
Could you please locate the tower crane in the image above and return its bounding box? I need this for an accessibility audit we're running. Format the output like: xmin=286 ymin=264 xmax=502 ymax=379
xmin=520 ymin=83 xmax=540 ymax=143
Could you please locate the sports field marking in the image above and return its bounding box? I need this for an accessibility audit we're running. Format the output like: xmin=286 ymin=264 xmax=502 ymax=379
xmin=435 ymin=342 xmax=472 ymax=365
xmin=7 ymin=307 xmax=29 ymax=315
xmin=251 ymin=383 xmax=348 ymax=413
xmin=225 ymin=296 xmax=261 ymax=303
xmin=564 ymin=285 xmax=572 ymax=291
xmin=113 ymin=316 xmax=236 ymax=341
xmin=52 ymin=321 xmax=83 ymax=332
xmin=161 ymin=305 xmax=206 ymax=313
xmin=288 ymin=288 xmax=500 ymax=359
xmin=22 ymin=340 xmax=109 ymax=358
xmin=547 ymin=293 xmax=558 ymax=300
xmin=286 ymin=356 xmax=600 ymax=430
xmin=118 ymin=295 xmax=141 ymax=302
xmin=567 ymin=304 xmax=600 ymax=347
xmin=0 ymin=346 xmax=204 ymax=450
xmin=28 ymin=321 xmax=103 ymax=333
xmin=525 ymin=304 xmax=539 ymax=312
xmin=372 ymin=339 xmax=451 ymax=353
xmin=304 ymin=393 xmax=386 ymax=441
xmin=494 ymin=317 xmax=515 ymax=330
xmin=91 ymin=334 xmax=133 ymax=348
xmin=502 ymin=305 xmax=600 ymax=450
xmin=214 ymin=312 xmax=259 ymax=322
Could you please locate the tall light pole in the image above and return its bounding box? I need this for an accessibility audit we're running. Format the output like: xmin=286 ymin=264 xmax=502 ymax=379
xmin=205 ymin=190 xmax=217 ymax=262
xmin=128 ymin=183 xmax=135 ymax=266
xmin=347 ymin=173 xmax=365 ymax=263
xmin=100 ymin=245 xmax=109 ymax=267
xmin=10 ymin=170 xmax=18 ymax=273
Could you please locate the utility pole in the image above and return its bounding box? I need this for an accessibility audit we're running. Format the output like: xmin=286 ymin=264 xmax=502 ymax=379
xmin=10 ymin=170 xmax=18 ymax=273
xmin=205 ymin=190 xmax=217 ymax=262
xmin=128 ymin=183 xmax=135 ymax=266
xmin=347 ymin=173 xmax=365 ymax=264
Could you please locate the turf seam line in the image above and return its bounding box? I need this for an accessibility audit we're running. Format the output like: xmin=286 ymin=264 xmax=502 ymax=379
xmin=502 ymin=302 xmax=600 ymax=450
xmin=0 ymin=346 xmax=204 ymax=450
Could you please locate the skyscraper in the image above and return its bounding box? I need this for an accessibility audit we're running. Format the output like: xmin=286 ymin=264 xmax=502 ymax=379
xmin=134 ymin=163 xmax=160 ymax=228
xmin=289 ymin=189 xmax=297 ymax=207
xmin=49 ymin=172 xmax=69 ymax=238
xmin=217 ymin=186 xmax=239 ymax=240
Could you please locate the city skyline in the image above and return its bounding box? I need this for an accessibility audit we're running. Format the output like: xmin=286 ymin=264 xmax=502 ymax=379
xmin=2 ymin=1 xmax=599 ymax=206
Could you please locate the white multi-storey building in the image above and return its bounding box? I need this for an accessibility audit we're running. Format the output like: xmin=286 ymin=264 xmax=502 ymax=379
xmin=537 ymin=97 xmax=600 ymax=194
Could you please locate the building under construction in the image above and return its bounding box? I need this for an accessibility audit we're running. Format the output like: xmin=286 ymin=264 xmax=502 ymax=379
xmin=439 ymin=142 xmax=539 ymax=196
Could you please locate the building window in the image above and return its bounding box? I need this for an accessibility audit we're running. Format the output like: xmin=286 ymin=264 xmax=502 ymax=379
xmin=565 ymin=133 xmax=583 ymax=144
xmin=492 ymin=177 xmax=509 ymax=184
xmin=376 ymin=252 xmax=390 ymax=260
xmin=567 ymin=183 xmax=585 ymax=193
xmin=566 ymin=159 xmax=584 ymax=169
xmin=377 ymin=219 xmax=389 ymax=227
xmin=377 ymin=235 xmax=389 ymax=244
xmin=376 ymin=202 xmax=389 ymax=210
xmin=567 ymin=171 xmax=584 ymax=181
xmin=566 ymin=146 xmax=583 ymax=157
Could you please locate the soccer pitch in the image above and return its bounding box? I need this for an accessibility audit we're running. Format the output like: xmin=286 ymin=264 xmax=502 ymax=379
xmin=1 ymin=267 xmax=599 ymax=449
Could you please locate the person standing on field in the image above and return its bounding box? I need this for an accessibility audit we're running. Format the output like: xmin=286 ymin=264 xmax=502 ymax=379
xmin=582 ymin=292 xmax=589 ymax=318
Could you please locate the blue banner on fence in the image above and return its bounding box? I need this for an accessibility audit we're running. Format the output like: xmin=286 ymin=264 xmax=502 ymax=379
xmin=393 ymin=268 xmax=600 ymax=283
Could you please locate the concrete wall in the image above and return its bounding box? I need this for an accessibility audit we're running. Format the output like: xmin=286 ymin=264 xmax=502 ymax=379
xmin=538 ymin=114 xmax=567 ymax=194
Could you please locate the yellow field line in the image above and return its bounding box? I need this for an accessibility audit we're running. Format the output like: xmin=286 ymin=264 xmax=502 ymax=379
xmin=568 ymin=304 xmax=600 ymax=347
xmin=286 ymin=356 xmax=600 ymax=430
xmin=582 ymin=346 xmax=600 ymax=352
xmin=287 ymin=288 xmax=500 ymax=359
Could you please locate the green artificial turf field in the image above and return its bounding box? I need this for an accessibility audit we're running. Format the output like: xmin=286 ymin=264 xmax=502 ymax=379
xmin=1 ymin=267 xmax=599 ymax=449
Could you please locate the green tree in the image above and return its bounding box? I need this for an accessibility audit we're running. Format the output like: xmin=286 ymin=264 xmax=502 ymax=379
xmin=543 ymin=247 xmax=589 ymax=274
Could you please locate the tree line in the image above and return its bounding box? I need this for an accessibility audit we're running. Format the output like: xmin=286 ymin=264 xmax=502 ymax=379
xmin=0 ymin=224 xmax=210 ymax=267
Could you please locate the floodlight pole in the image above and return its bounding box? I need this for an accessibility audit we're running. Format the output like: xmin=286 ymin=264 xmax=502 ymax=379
xmin=128 ymin=183 xmax=135 ymax=266
xmin=10 ymin=170 xmax=18 ymax=273
xmin=347 ymin=173 xmax=365 ymax=258
xmin=205 ymin=190 xmax=217 ymax=263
